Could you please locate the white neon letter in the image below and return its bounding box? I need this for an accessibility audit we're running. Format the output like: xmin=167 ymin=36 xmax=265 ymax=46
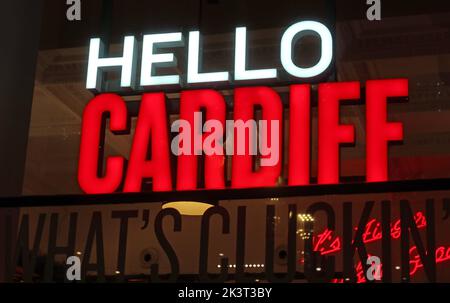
xmin=187 ymin=31 xmax=229 ymax=84
xmin=235 ymin=27 xmax=277 ymax=81
xmin=86 ymin=36 xmax=136 ymax=90
xmin=280 ymin=21 xmax=332 ymax=78
xmin=140 ymin=32 xmax=183 ymax=86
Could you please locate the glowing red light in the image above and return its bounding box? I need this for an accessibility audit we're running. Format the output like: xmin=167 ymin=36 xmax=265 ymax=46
xmin=231 ymin=86 xmax=283 ymax=189
xmin=177 ymin=89 xmax=227 ymax=190
xmin=318 ymin=82 xmax=359 ymax=184
xmin=123 ymin=93 xmax=172 ymax=192
xmin=77 ymin=80 xmax=409 ymax=193
xmin=313 ymin=211 xmax=427 ymax=255
xmin=78 ymin=93 xmax=127 ymax=194
xmin=288 ymin=84 xmax=311 ymax=186
xmin=366 ymin=79 xmax=408 ymax=182
xmin=330 ymin=246 xmax=450 ymax=283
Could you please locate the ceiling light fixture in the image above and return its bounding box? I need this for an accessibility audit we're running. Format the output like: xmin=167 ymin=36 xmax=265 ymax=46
xmin=162 ymin=200 xmax=217 ymax=216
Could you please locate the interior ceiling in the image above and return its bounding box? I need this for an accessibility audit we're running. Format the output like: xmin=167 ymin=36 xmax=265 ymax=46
xmin=23 ymin=7 xmax=450 ymax=195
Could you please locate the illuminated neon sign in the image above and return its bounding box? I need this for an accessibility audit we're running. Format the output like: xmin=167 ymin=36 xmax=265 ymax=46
xmin=330 ymin=246 xmax=450 ymax=283
xmin=85 ymin=21 xmax=333 ymax=90
xmin=305 ymin=210 xmax=449 ymax=282
xmin=78 ymin=80 xmax=408 ymax=193
xmin=313 ymin=211 xmax=427 ymax=255
xmin=78 ymin=20 xmax=408 ymax=194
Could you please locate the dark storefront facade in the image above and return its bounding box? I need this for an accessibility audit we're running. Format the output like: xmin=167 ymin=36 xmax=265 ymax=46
xmin=1 ymin=0 xmax=450 ymax=284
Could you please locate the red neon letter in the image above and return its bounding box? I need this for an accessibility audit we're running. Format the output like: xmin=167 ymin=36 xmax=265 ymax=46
xmin=78 ymin=93 xmax=127 ymax=194
xmin=288 ymin=84 xmax=310 ymax=185
xmin=318 ymin=82 xmax=360 ymax=184
xmin=366 ymin=79 xmax=408 ymax=182
xmin=232 ymin=86 xmax=282 ymax=188
xmin=124 ymin=93 xmax=172 ymax=192
xmin=177 ymin=89 xmax=226 ymax=190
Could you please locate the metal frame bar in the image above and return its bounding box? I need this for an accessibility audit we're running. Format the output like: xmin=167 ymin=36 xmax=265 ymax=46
xmin=1 ymin=178 xmax=450 ymax=208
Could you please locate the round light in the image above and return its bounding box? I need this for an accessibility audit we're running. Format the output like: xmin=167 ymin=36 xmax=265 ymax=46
xmin=162 ymin=201 xmax=214 ymax=216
